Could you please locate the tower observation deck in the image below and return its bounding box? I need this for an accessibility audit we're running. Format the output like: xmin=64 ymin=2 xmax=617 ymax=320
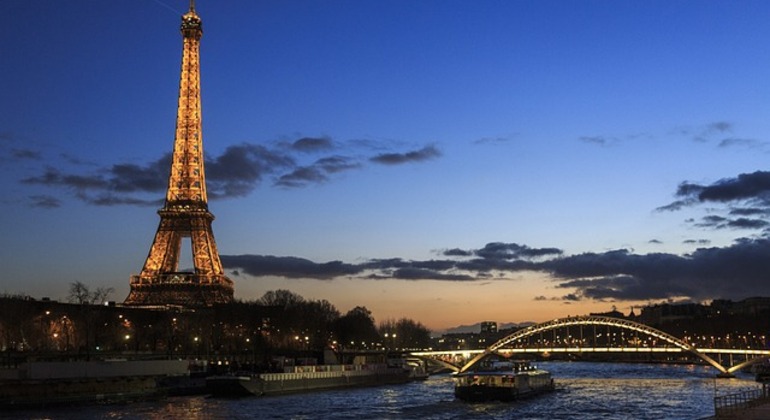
xmin=124 ymin=1 xmax=234 ymax=306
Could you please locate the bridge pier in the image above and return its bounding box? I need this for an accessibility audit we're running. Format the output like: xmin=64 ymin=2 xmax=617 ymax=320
xmin=717 ymin=372 xmax=736 ymax=378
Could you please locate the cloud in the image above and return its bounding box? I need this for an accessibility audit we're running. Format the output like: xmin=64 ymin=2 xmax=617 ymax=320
xmin=206 ymin=143 xmax=295 ymax=198
xmin=442 ymin=248 xmax=473 ymax=257
xmin=718 ymin=138 xmax=768 ymax=150
xmin=683 ymin=239 xmax=711 ymax=246
xmin=315 ymin=156 xmax=360 ymax=173
xmin=541 ymin=238 xmax=770 ymax=301
xmin=443 ymin=242 xmax=562 ymax=261
xmin=289 ymin=136 xmax=334 ymax=153
xmin=17 ymin=137 xmax=434 ymax=206
xmin=28 ymin=195 xmax=61 ymax=209
xmin=275 ymin=166 xmax=328 ymax=188
xmin=679 ymin=121 xmax=733 ymax=143
xmin=474 ymin=135 xmax=515 ymax=145
xmin=221 ymin=236 xmax=770 ymax=305
xmin=275 ymin=156 xmax=361 ymax=188
xmin=677 ymin=171 xmax=770 ymax=203
xmin=476 ymin=242 xmax=563 ymax=260
xmin=220 ymin=255 xmax=361 ymax=280
xmin=387 ymin=267 xmax=475 ymax=281
xmin=370 ymin=145 xmax=441 ymax=165
xmin=579 ymin=136 xmax=614 ymax=146
xmin=12 ymin=149 xmax=42 ymax=160
xmin=658 ymin=170 xmax=770 ymax=232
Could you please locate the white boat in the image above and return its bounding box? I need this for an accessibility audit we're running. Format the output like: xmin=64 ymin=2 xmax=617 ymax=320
xmin=454 ymin=358 xmax=554 ymax=402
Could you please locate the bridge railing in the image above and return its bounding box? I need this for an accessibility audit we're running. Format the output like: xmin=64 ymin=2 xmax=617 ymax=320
xmin=713 ymin=383 xmax=770 ymax=417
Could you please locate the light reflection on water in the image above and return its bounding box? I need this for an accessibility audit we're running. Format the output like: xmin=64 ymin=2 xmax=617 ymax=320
xmin=3 ymin=362 xmax=761 ymax=420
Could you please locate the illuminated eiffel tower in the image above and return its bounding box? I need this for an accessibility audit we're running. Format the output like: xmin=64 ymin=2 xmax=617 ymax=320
xmin=125 ymin=0 xmax=233 ymax=306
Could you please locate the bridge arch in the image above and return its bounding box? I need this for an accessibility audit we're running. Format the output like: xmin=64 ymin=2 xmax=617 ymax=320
xmin=459 ymin=315 xmax=729 ymax=375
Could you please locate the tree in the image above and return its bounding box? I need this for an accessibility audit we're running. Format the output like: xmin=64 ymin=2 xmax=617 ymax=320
xmin=67 ymin=282 xmax=114 ymax=305
xmin=333 ymin=306 xmax=380 ymax=349
xmin=258 ymin=289 xmax=304 ymax=308
xmin=378 ymin=318 xmax=432 ymax=350
xmin=67 ymin=281 xmax=91 ymax=305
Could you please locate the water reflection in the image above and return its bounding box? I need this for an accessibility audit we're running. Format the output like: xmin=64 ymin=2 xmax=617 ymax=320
xmin=5 ymin=362 xmax=761 ymax=420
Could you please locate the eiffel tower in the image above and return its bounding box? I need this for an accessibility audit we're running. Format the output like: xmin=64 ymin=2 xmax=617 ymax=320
xmin=125 ymin=1 xmax=233 ymax=306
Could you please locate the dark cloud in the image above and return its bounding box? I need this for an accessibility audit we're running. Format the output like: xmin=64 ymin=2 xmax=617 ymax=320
xmin=475 ymin=242 xmax=563 ymax=260
xmin=22 ymin=166 xmax=111 ymax=190
xmin=370 ymin=145 xmax=441 ymax=165
xmin=541 ymin=238 xmax=770 ymax=301
xmin=656 ymin=198 xmax=697 ymax=212
xmin=388 ymin=267 xmax=475 ymax=281
xmin=109 ymin=156 xmax=170 ymax=193
xmin=315 ymin=156 xmax=360 ymax=174
xmin=206 ymin=143 xmax=295 ymax=198
xmin=659 ymin=170 xmax=770 ymax=233
xmin=77 ymin=192 xmax=161 ymax=207
xmin=648 ymin=239 xmax=663 ymax=244
xmin=274 ymin=155 xmax=361 ymax=188
xmin=676 ymin=171 xmax=770 ymax=203
xmin=726 ymin=218 xmax=769 ymax=230
xmin=220 ymin=235 xmax=770 ymax=306
xmin=275 ymin=166 xmax=327 ymax=188
xmin=220 ymin=255 xmax=361 ymax=280
xmin=290 ymin=137 xmax=334 ymax=153
xmin=443 ymin=248 xmax=473 ymax=257
xmin=444 ymin=242 xmax=562 ymax=261
xmin=18 ymin=137 xmax=435 ymax=206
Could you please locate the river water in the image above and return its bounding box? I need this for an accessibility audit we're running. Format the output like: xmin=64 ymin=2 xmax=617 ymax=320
xmin=4 ymin=362 xmax=762 ymax=419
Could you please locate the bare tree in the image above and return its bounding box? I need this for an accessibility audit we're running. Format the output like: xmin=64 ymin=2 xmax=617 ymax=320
xmin=67 ymin=282 xmax=114 ymax=305
xmin=68 ymin=281 xmax=91 ymax=304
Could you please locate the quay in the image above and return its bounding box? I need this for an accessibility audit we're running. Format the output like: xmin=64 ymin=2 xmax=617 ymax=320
xmin=706 ymin=383 xmax=770 ymax=419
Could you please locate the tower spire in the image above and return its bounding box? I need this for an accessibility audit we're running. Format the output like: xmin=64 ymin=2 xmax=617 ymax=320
xmin=125 ymin=3 xmax=233 ymax=307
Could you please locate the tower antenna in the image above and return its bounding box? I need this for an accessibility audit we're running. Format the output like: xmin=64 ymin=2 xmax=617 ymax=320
xmin=190 ymin=0 xmax=196 ymax=12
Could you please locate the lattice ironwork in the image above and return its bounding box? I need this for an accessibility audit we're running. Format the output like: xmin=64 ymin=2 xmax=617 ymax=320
xmin=125 ymin=1 xmax=233 ymax=307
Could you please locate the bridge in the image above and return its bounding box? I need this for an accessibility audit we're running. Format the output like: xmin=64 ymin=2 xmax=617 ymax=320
xmin=411 ymin=315 xmax=770 ymax=377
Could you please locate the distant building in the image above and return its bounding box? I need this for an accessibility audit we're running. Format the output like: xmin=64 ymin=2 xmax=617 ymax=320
xmin=590 ymin=308 xmax=626 ymax=319
xmin=480 ymin=321 xmax=498 ymax=334
xmin=639 ymin=302 xmax=707 ymax=325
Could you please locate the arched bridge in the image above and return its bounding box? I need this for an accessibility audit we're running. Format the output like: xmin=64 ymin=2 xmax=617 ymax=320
xmin=412 ymin=315 xmax=770 ymax=376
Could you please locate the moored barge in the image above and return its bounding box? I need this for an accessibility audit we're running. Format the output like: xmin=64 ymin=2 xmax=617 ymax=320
xmin=207 ymin=363 xmax=415 ymax=397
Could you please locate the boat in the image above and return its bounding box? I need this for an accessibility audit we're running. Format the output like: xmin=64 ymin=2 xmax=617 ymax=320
xmin=207 ymin=363 xmax=414 ymax=397
xmin=454 ymin=357 xmax=554 ymax=402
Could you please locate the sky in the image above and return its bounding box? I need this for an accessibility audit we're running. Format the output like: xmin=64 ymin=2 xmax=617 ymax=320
xmin=2 ymin=0 xmax=770 ymax=332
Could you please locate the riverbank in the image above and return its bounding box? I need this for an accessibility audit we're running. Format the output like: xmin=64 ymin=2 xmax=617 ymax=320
xmin=704 ymin=382 xmax=770 ymax=419
xmin=0 ymin=360 xmax=190 ymax=408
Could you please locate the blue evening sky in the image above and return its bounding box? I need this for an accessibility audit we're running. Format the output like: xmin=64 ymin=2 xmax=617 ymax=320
xmin=2 ymin=0 xmax=769 ymax=330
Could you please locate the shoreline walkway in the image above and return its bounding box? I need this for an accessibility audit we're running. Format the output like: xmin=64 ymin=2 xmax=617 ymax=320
xmin=706 ymin=384 xmax=770 ymax=419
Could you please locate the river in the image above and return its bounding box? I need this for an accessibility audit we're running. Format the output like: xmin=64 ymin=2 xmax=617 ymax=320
xmin=3 ymin=362 xmax=762 ymax=419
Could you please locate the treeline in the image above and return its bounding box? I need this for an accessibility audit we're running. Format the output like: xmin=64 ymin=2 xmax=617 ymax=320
xmin=0 ymin=288 xmax=431 ymax=366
